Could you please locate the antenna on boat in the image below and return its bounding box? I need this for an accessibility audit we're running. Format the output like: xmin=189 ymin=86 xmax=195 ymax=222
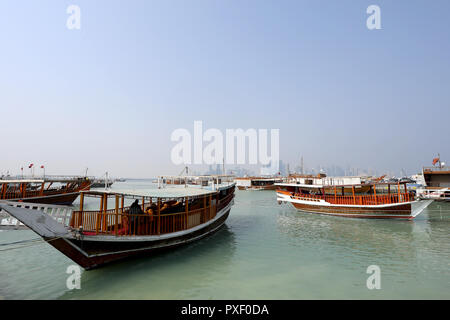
xmin=301 ymin=156 xmax=304 ymax=174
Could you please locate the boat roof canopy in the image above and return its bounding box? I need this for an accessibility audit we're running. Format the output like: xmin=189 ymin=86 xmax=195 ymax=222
xmin=159 ymin=174 xmax=234 ymax=179
xmin=0 ymin=176 xmax=89 ymax=184
xmin=234 ymin=177 xmax=282 ymax=181
xmin=275 ymin=181 xmax=409 ymax=188
xmin=0 ymin=179 xmax=45 ymax=183
xmin=81 ymin=187 xmax=218 ymax=199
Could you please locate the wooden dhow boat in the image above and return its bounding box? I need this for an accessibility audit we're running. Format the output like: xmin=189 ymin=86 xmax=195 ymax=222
xmin=0 ymin=176 xmax=91 ymax=205
xmin=276 ymin=181 xmax=432 ymax=219
xmin=417 ymin=156 xmax=450 ymax=201
xmin=234 ymin=176 xmax=284 ymax=190
xmin=0 ymin=176 xmax=235 ymax=269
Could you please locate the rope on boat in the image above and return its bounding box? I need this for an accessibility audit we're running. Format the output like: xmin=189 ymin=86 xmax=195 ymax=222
xmin=0 ymin=238 xmax=42 ymax=247
xmin=0 ymin=236 xmax=62 ymax=252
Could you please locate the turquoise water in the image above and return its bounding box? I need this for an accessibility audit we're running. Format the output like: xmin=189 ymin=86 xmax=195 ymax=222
xmin=0 ymin=180 xmax=449 ymax=299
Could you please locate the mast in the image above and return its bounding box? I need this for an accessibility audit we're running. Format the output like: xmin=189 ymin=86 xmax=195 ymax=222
xmin=301 ymin=156 xmax=304 ymax=174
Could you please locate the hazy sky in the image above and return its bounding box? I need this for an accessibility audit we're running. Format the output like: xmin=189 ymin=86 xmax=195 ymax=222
xmin=1 ymin=0 xmax=449 ymax=178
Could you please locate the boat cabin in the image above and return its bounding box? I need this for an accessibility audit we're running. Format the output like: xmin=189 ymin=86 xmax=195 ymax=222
xmin=71 ymin=183 xmax=235 ymax=237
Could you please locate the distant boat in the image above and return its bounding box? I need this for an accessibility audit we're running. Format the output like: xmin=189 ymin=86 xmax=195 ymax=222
xmin=276 ymin=178 xmax=432 ymax=219
xmin=0 ymin=175 xmax=236 ymax=270
xmin=417 ymin=155 xmax=450 ymax=201
xmin=90 ymin=179 xmax=114 ymax=188
xmin=0 ymin=177 xmax=91 ymax=205
xmin=234 ymin=177 xmax=283 ymax=190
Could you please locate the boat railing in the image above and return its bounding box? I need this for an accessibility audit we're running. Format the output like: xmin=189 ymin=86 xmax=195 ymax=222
xmin=423 ymin=166 xmax=450 ymax=173
xmin=290 ymin=192 xmax=414 ymax=205
xmin=69 ymin=191 xmax=234 ymax=237
xmin=1 ymin=181 xmax=90 ymax=200
xmin=0 ymin=200 xmax=74 ymax=226
xmin=216 ymin=192 xmax=235 ymax=211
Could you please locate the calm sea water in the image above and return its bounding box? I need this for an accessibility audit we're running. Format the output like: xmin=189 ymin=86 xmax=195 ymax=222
xmin=0 ymin=180 xmax=449 ymax=299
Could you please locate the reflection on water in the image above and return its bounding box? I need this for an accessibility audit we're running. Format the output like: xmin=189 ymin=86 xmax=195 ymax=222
xmin=0 ymin=182 xmax=449 ymax=299
xmin=60 ymin=225 xmax=237 ymax=300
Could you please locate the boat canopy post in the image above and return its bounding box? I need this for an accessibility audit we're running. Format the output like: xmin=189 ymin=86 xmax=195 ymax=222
xmin=157 ymin=198 xmax=161 ymax=235
xmin=373 ymin=184 xmax=377 ymax=205
xmin=203 ymin=195 xmax=207 ymax=223
xmin=79 ymin=192 xmax=84 ymax=212
xmin=1 ymin=183 xmax=6 ymax=198
xmin=21 ymin=183 xmax=26 ymax=198
xmin=404 ymin=183 xmax=409 ymax=201
xmin=115 ymin=195 xmax=119 ymax=236
xmin=209 ymin=194 xmax=212 ymax=219
xmin=352 ymin=186 xmax=356 ymax=205
xmin=102 ymin=193 xmax=108 ymax=233
xmin=185 ymin=197 xmax=189 ymax=229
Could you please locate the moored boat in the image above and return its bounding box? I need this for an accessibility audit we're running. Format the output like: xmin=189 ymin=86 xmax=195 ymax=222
xmin=0 ymin=176 xmax=236 ymax=269
xmin=276 ymin=181 xmax=432 ymax=219
xmin=417 ymin=155 xmax=450 ymax=201
xmin=90 ymin=179 xmax=114 ymax=189
xmin=0 ymin=177 xmax=91 ymax=205
xmin=234 ymin=176 xmax=284 ymax=190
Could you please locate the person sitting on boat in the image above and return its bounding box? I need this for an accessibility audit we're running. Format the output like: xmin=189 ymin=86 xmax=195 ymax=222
xmin=128 ymin=199 xmax=145 ymax=232
xmin=129 ymin=199 xmax=144 ymax=215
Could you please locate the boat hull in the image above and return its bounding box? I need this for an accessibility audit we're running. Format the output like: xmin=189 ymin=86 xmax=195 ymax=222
xmin=8 ymin=192 xmax=81 ymax=205
xmin=290 ymin=202 xmax=414 ymax=219
xmin=47 ymin=208 xmax=230 ymax=270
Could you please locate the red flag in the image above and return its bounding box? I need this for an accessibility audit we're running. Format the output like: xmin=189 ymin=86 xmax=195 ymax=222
xmin=28 ymin=163 xmax=34 ymax=168
xmin=432 ymin=157 xmax=440 ymax=166
xmin=40 ymin=165 xmax=44 ymax=169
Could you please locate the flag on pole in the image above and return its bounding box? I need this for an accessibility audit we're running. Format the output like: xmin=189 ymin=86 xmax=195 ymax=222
xmin=40 ymin=165 xmax=44 ymax=169
xmin=28 ymin=163 xmax=34 ymax=168
xmin=432 ymin=157 xmax=440 ymax=166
